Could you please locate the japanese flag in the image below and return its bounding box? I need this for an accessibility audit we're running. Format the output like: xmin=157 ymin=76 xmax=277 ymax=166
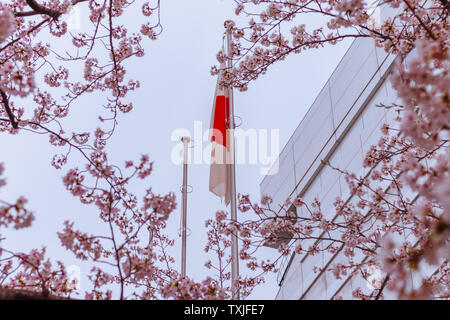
xmin=209 ymin=67 xmax=231 ymax=205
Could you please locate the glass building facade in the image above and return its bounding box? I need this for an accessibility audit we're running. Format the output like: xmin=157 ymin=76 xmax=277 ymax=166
xmin=260 ymin=28 xmax=403 ymax=299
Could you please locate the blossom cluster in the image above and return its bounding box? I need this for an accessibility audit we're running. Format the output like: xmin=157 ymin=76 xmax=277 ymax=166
xmin=0 ymin=8 xmax=15 ymax=43
xmin=204 ymin=0 xmax=450 ymax=300
xmin=234 ymin=126 xmax=449 ymax=299
xmin=0 ymin=163 xmax=74 ymax=297
xmin=161 ymin=277 xmax=227 ymax=300
xmin=214 ymin=0 xmax=449 ymax=93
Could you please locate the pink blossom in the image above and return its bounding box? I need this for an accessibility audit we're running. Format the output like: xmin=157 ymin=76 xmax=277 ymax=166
xmin=0 ymin=9 xmax=15 ymax=43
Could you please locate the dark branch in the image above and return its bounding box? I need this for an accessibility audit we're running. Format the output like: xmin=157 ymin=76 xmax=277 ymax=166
xmin=0 ymin=288 xmax=68 ymax=300
xmin=440 ymin=0 xmax=450 ymax=12
xmin=0 ymin=89 xmax=18 ymax=129
xmin=375 ymin=274 xmax=390 ymax=300
xmin=15 ymin=0 xmax=89 ymax=18
xmin=24 ymin=0 xmax=62 ymax=19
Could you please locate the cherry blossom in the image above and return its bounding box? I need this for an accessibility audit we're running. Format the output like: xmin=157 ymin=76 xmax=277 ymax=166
xmin=0 ymin=8 xmax=15 ymax=43
xmin=203 ymin=0 xmax=449 ymax=300
xmin=0 ymin=0 xmax=447 ymax=300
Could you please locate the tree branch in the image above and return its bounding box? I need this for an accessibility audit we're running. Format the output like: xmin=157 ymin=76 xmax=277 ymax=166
xmin=24 ymin=0 xmax=62 ymax=19
xmin=16 ymin=0 xmax=89 ymax=19
xmin=439 ymin=0 xmax=450 ymax=12
xmin=0 ymin=288 xmax=66 ymax=300
xmin=0 ymin=89 xmax=18 ymax=129
xmin=375 ymin=274 xmax=390 ymax=300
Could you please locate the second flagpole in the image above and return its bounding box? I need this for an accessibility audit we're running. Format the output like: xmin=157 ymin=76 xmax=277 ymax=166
xmin=181 ymin=136 xmax=190 ymax=278
xmin=225 ymin=20 xmax=240 ymax=300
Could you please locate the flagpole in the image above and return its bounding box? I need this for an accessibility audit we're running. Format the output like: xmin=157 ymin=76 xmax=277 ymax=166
xmin=225 ymin=20 xmax=240 ymax=300
xmin=180 ymin=136 xmax=190 ymax=278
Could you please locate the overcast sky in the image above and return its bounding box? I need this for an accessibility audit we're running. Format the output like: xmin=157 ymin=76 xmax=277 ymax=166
xmin=0 ymin=0 xmax=352 ymax=299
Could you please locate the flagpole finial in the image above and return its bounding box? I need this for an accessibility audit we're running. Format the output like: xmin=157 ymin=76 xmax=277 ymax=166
xmin=181 ymin=136 xmax=190 ymax=144
xmin=224 ymin=20 xmax=235 ymax=31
